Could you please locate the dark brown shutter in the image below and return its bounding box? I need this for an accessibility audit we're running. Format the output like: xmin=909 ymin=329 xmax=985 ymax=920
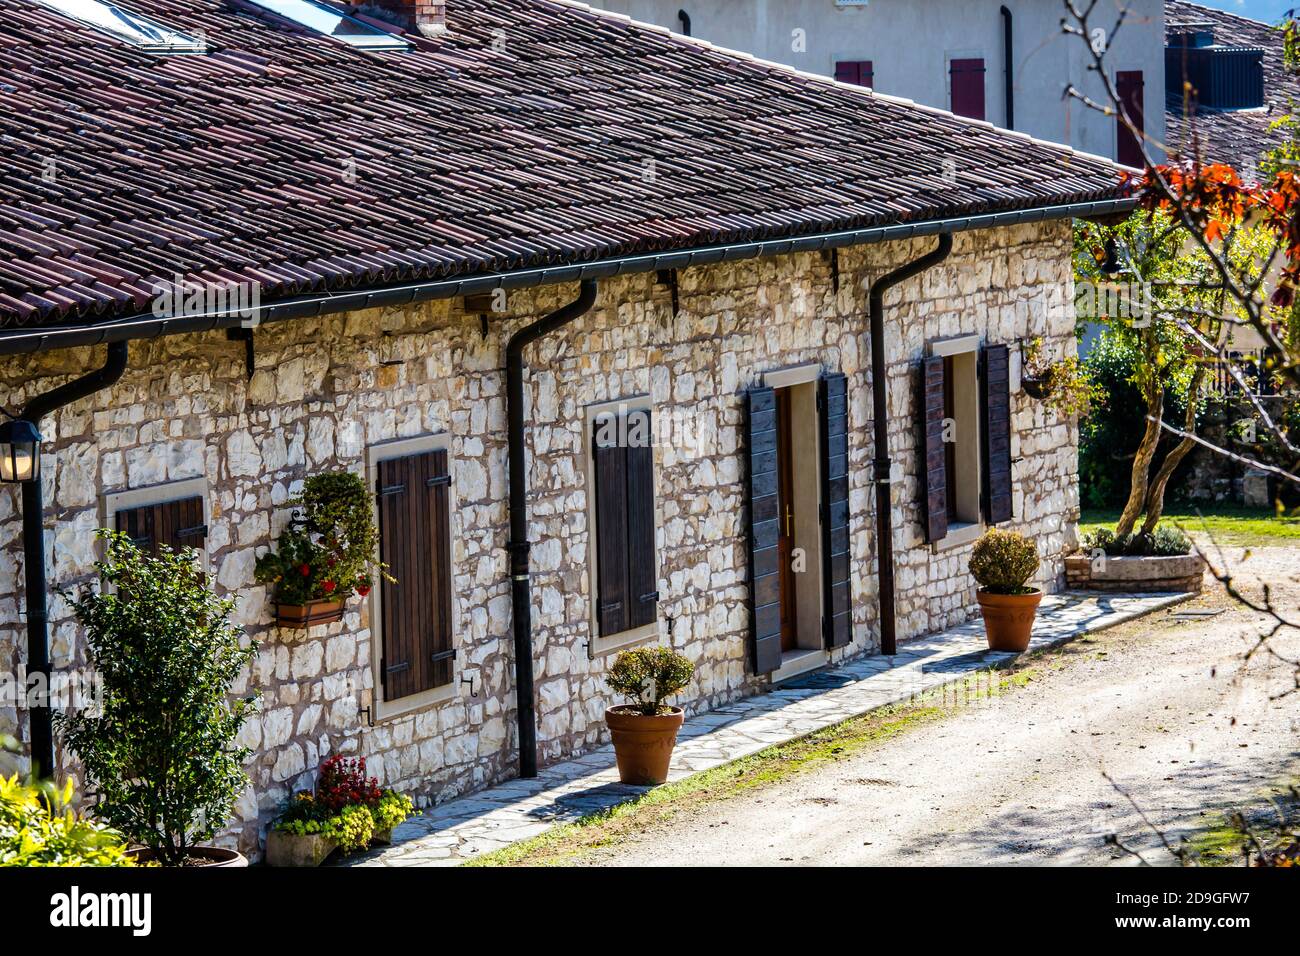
xmin=593 ymin=413 xmax=629 ymax=636
xmin=835 ymin=60 xmax=873 ymax=88
xmin=982 ymin=343 xmax=1013 ymax=524
xmin=377 ymin=449 xmax=453 ymax=701
xmin=921 ymin=355 xmax=949 ymax=543
xmin=819 ymin=373 xmax=851 ymax=649
xmin=114 ymin=495 xmax=206 ymax=556
xmin=746 ymin=387 xmax=782 ymax=674
xmin=624 ymin=409 xmax=659 ymax=630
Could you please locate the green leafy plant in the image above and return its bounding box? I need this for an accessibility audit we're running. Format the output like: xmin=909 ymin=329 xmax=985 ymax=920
xmin=1021 ymin=337 xmax=1100 ymax=419
xmin=0 ymin=775 xmax=134 ymax=867
xmin=255 ymin=471 xmax=387 ymax=605
xmin=606 ymin=646 xmax=694 ymax=717
xmin=58 ymin=531 xmax=258 ymax=866
xmin=1081 ymin=523 xmax=1191 ymax=557
xmin=968 ymin=528 xmax=1040 ymax=595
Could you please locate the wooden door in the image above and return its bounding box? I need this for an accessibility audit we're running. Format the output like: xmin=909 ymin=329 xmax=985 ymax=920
xmin=776 ymin=388 xmax=798 ymax=652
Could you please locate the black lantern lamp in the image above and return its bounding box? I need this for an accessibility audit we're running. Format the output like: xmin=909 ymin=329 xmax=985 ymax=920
xmin=0 ymin=418 xmax=41 ymax=483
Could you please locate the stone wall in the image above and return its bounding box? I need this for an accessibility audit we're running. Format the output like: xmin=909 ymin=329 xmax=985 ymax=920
xmin=0 ymin=220 xmax=1078 ymax=856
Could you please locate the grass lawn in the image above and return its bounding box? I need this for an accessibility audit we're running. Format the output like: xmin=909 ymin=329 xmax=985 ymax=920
xmin=1079 ymin=506 xmax=1300 ymax=546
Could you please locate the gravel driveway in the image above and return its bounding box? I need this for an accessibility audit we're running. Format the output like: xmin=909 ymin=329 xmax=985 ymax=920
xmin=580 ymin=546 xmax=1300 ymax=866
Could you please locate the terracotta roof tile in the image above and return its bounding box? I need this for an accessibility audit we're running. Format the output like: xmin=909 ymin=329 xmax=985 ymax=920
xmin=0 ymin=0 xmax=1123 ymax=327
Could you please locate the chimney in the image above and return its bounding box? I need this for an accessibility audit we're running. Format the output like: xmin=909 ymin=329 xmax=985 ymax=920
xmin=363 ymin=0 xmax=446 ymax=38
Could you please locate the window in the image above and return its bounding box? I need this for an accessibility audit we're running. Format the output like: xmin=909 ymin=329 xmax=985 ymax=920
xmin=834 ymin=60 xmax=874 ymax=88
xmin=369 ymin=435 xmax=456 ymax=717
xmin=586 ymin=399 xmax=659 ymax=656
xmin=102 ymin=477 xmax=210 ymax=560
xmin=1116 ymin=70 xmax=1145 ymax=168
xmin=246 ymin=0 xmax=410 ymax=49
xmin=921 ymin=337 xmax=1012 ymax=549
xmin=949 ymin=57 xmax=986 ymax=120
xmin=33 ymin=0 xmax=203 ymax=51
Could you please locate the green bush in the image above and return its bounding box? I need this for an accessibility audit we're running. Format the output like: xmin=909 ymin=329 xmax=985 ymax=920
xmin=58 ymin=532 xmax=258 ymax=866
xmin=968 ymin=528 xmax=1040 ymax=594
xmin=1082 ymin=524 xmax=1191 ymax=557
xmin=0 ymin=775 xmax=133 ymax=867
xmin=1079 ymin=329 xmax=1200 ymax=509
xmin=606 ymin=646 xmax=694 ymax=716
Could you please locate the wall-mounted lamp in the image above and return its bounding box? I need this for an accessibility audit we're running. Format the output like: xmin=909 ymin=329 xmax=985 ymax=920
xmin=0 ymin=418 xmax=41 ymax=483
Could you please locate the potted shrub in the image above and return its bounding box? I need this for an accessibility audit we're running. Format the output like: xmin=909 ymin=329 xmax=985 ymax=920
xmin=265 ymin=755 xmax=414 ymax=866
xmin=969 ymin=528 xmax=1042 ymax=652
xmin=604 ymin=646 xmax=694 ymax=786
xmin=255 ymin=471 xmax=387 ymax=628
xmin=58 ymin=532 xmax=258 ymax=866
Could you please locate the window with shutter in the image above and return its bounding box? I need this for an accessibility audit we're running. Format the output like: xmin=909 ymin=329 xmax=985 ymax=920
xmin=922 ymin=336 xmax=1016 ymax=548
xmin=371 ymin=438 xmax=455 ymax=711
xmin=745 ymin=387 xmax=782 ymax=674
xmin=834 ymin=60 xmax=873 ymax=88
xmin=103 ymin=477 xmax=209 ymax=560
xmin=818 ymin=373 xmax=851 ymax=649
xmin=587 ymin=401 xmax=659 ymax=655
xmin=949 ymin=57 xmax=986 ymax=120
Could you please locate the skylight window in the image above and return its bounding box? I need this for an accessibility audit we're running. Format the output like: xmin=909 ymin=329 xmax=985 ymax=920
xmin=34 ymin=0 xmax=204 ymax=52
xmin=248 ymin=0 xmax=410 ymax=49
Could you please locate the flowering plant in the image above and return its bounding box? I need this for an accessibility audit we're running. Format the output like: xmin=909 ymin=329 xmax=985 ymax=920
xmin=271 ymin=756 xmax=414 ymax=855
xmin=255 ymin=472 xmax=387 ymax=605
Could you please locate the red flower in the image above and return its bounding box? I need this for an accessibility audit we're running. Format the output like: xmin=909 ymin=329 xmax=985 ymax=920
xmin=323 ymin=579 xmax=337 ymax=594
xmin=299 ymin=563 xmax=311 ymax=577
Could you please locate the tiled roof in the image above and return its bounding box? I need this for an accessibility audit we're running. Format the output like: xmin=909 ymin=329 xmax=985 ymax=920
xmin=1165 ymin=0 xmax=1296 ymax=171
xmin=0 ymin=0 xmax=1124 ymax=328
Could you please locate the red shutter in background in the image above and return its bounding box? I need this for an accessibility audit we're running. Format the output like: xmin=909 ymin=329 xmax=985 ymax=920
xmin=949 ymin=58 xmax=986 ymax=120
xmin=835 ymin=60 xmax=874 ymax=88
xmin=1116 ymin=71 xmax=1145 ymax=168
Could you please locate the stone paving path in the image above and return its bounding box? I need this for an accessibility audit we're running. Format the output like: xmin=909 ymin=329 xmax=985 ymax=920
xmin=344 ymin=590 xmax=1192 ymax=867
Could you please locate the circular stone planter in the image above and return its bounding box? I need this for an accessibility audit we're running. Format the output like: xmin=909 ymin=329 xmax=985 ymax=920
xmin=1064 ymin=553 xmax=1206 ymax=593
xmin=126 ymin=846 xmax=248 ymax=867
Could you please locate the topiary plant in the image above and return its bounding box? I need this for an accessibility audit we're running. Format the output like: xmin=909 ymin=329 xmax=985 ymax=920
xmin=606 ymin=646 xmax=694 ymax=717
xmin=969 ymin=528 xmax=1040 ymax=595
xmin=58 ymin=531 xmax=258 ymax=866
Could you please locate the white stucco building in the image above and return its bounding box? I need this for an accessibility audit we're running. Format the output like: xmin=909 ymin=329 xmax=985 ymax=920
xmin=588 ymin=0 xmax=1166 ymax=164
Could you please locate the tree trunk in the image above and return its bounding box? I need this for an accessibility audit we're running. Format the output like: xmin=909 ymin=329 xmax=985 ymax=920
xmin=1140 ymin=367 xmax=1206 ymax=535
xmin=1115 ymin=376 xmax=1164 ymax=538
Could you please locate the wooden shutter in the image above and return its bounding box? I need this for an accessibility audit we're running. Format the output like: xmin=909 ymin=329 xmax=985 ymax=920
xmin=624 ymin=410 xmax=659 ymax=630
xmin=950 ymin=58 xmax=986 ymax=120
xmin=1116 ymin=71 xmax=1145 ymax=168
xmin=114 ymin=495 xmax=206 ymax=556
xmin=834 ymin=60 xmax=873 ymax=88
xmin=982 ymin=343 xmax=1013 ymax=524
xmin=592 ymin=409 xmax=658 ymax=636
xmin=921 ymin=355 xmax=949 ymax=543
xmin=377 ymin=449 xmax=453 ymax=702
xmin=819 ymin=373 xmax=851 ymax=649
xmin=746 ymin=387 xmax=782 ymax=674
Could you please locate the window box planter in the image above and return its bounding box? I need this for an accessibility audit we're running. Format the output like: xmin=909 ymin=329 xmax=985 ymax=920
xmin=274 ymin=598 xmax=345 ymax=628
xmin=1064 ymin=553 xmax=1206 ymax=592
xmin=265 ymin=830 xmax=338 ymax=867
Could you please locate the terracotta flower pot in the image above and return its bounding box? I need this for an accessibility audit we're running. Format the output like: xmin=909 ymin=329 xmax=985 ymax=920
xmin=126 ymin=845 xmax=248 ymax=867
xmin=275 ymin=598 xmax=344 ymax=628
xmin=606 ymin=705 xmax=684 ymax=785
xmin=976 ymin=588 xmax=1043 ymax=652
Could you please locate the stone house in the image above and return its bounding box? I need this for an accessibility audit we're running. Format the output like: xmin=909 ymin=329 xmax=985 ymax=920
xmin=0 ymin=0 xmax=1128 ymax=855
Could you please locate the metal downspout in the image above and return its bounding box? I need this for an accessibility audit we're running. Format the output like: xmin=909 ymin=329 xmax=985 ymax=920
xmin=1000 ymin=6 xmax=1014 ymax=129
xmin=18 ymin=340 xmax=129 ymax=778
xmin=868 ymin=235 xmax=952 ymax=656
xmin=505 ymin=280 xmax=599 ymax=778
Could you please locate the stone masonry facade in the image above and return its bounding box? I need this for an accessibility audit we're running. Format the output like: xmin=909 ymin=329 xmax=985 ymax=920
xmin=0 ymin=220 xmax=1078 ymax=856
